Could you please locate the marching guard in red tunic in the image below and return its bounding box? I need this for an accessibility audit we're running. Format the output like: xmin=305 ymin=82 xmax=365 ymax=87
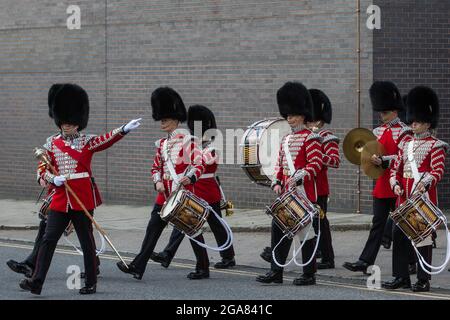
xmin=308 ymin=89 xmax=340 ymax=270
xmin=19 ymin=83 xmax=141 ymax=295
xmin=151 ymin=105 xmax=236 ymax=276
xmin=256 ymin=82 xmax=323 ymax=286
xmin=117 ymin=87 xmax=205 ymax=280
xmin=344 ymin=81 xmax=412 ymax=274
xmin=383 ymin=86 xmax=448 ymax=292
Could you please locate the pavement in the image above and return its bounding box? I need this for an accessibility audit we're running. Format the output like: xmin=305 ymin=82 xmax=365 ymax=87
xmin=1 ymin=198 xmax=449 ymax=294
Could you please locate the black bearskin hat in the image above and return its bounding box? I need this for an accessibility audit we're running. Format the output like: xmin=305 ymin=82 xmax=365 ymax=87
xmin=47 ymin=83 xmax=63 ymax=119
xmin=369 ymin=81 xmax=404 ymax=112
xmin=151 ymin=87 xmax=186 ymax=122
xmin=187 ymin=105 xmax=217 ymax=137
xmin=308 ymin=89 xmax=332 ymax=124
xmin=277 ymin=82 xmax=313 ymax=120
xmin=52 ymin=83 xmax=89 ymax=131
xmin=406 ymin=86 xmax=439 ymax=129
xmin=398 ymin=95 xmax=408 ymax=124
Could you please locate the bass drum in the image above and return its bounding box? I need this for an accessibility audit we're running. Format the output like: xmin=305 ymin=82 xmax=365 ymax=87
xmin=240 ymin=118 xmax=291 ymax=187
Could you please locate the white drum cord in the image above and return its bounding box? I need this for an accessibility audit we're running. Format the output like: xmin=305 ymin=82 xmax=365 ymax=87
xmin=271 ymin=211 xmax=321 ymax=268
xmin=63 ymin=228 xmax=106 ymax=257
xmin=413 ymin=220 xmax=450 ymax=275
xmin=185 ymin=205 xmax=234 ymax=252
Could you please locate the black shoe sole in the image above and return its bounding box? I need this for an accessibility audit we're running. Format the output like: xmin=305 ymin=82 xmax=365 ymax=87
xmin=381 ymin=283 xmax=411 ymax=290
xmin=214 ymin=262 xmax=236 ymax=269
xmin=293 ymin=280 xmax=316 ymax=286
xmin=342 ymin=263 xmax=368 ymax=274
xmin=187 ymin=274 xmax=210 ymax=280
xmin=255 ymin=277 xmax=283 ymax=284
xmin=79 ymin=287 xmax=96 ymax=295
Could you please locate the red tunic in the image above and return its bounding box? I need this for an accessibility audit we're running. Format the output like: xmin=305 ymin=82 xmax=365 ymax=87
xmin=390 ymin=132 xmax=448 ymax=205
xmin=372 ymin=118 xmax=412 ymax=198
xmin=316 ymin=129 xmax=340 ymax=196
xmin=39 ymin=128 xmax=126 ymax=212
xmin=192 ymin=142 xmax=221 ymax=204
xmin=272 ymin=128 xmax=323 ymax=203
xmin=151 ymin=129 xmax=205 ymax=206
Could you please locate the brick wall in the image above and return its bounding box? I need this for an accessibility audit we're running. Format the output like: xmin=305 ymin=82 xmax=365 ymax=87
xmin=1 ymin=0 xmax=380 ymax=213
xmin=373 ymin=0 xmax=450 ymax=208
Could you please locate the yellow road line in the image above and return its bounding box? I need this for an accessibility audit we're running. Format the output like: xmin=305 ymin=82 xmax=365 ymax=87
xmin=1 ymin=241 xmax=449 ymax=300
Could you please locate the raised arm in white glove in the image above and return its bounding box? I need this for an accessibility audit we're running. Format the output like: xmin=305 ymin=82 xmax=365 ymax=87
xmin=123 ymin=118 xmax=142 ymax=133
xmin=53 ymin=175 xmax=67 ymax=187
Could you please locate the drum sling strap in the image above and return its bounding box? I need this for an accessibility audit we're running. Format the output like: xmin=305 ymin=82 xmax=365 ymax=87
xmin=162 ymin=138 xmax=181 ymax=193
xmin=271 ymin=135 xmax=320 ymax=268
xmin=407 ymin=141 xmax=450 ymax=274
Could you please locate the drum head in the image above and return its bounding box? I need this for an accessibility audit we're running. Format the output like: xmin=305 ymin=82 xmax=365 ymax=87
xmin=161 ymin=190 xmax=184 ymax=219
xmin=259 ymin=119 xmax=290 ymax=177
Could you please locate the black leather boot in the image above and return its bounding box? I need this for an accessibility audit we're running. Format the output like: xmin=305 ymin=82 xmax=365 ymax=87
xmin=19 ymin=278 xmax=42 ymax=295
xmin=150 ymin=251 xmax=171 ymax=268
xmin=79 ymin=284 xmax=96 ymax=295
xmin=255 ymin=270 xmax=283 ymax=284
xmin=381 ymin=277 xmax=411 ymax=290
xmin=342 ymin=260 xmax=370 ymax=274
xmin=412 ymin=279 xmax=430 ymax=292
xmin=7 ymin=260 xmax=33 ymax=278
xmin=293 ymin=273 xmax=316 ymax=286
xmin=214 ymin=258 xmax=236 ymax=269
xmin=116 ymin=261 xmax=143 ymax=280
xmin=187 ymin=269 xmax=210 ymax=280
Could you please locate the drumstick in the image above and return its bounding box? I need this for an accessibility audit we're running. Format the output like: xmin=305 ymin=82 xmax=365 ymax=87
xmin=410 ymin=172 xmax=426 ymax=197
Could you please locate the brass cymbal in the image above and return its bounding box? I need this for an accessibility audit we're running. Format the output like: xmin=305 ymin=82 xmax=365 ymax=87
xmin=343 ymin=128 xmax=376 ymax=165
xmin=361 ymin=140 xmax=386 ymax=179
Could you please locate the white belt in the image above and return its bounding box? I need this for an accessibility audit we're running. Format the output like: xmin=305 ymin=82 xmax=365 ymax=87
xmin=199 ymin=173 xmax=215 ymax=179
xmin=64 ymin=172 xmax=90 ymax=180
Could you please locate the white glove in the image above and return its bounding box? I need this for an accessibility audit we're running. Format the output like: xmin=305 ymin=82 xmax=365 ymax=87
xmin=123 ymin=118 xmax=142 ymax=133
xmin=53 ymin=175 xmax=66 ymax=187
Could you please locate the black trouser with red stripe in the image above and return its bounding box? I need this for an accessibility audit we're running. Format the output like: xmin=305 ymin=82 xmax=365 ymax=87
xmin=32 ymin=209 xmax=98 ymax=286
xmin=162 ymin=202 xmax=234 ymax=268
xmin=359 ymin=197 xmax=396 ymax=265
xmin=271 ymin=220 xmax=317 ymax=275
xmin=312 ymin=195 xmax=334 ymax=263
xmin=132 ymin=204 xmax=166 ymax=274
xmin=392 ymin=225 xmax=431 ymax=281
xmin=24 ymin=219 xmax=47 ymax=268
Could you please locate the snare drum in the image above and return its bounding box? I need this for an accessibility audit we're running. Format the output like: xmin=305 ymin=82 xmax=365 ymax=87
xmin=390 ymin=193 xmax=445 ymax=245
xmin=240 ymin=118 xmax=291 ymax=187
xmin=160 ymin=189 xmax=210 ymax=238
xmin=266 ymin=189 xmax=319 ymax=239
